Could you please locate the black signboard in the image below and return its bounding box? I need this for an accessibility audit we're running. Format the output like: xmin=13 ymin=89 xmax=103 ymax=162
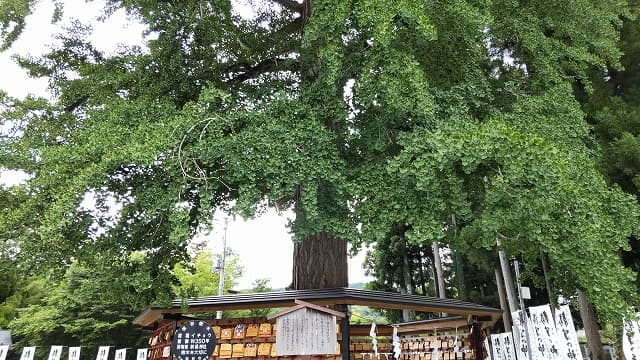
xmin=171 ymin=320 xmax=217 ymax=360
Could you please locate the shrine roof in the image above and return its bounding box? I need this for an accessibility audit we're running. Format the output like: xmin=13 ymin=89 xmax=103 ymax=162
xmin=134 ymin=287 xmax=502 ymax=327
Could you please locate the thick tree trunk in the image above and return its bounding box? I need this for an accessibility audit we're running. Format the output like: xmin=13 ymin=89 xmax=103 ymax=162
xmin=577 ymin=289 xmax=605 ymax=360
xmin=291 ymin=230 xmax=348 ymax=290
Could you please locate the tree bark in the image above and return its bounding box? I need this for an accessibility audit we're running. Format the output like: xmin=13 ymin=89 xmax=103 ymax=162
xmin=494 ymin=267 xmax=512 ymax=332
xmin=291 ymin=230 xmax=348 ymax=290
xmin=577 ymin=289 xmax=605 ymax=360
xmin=402 ymin=245 xmax=414 ymax=321
xmin=432 ymin=241 xmax=446 ymax=299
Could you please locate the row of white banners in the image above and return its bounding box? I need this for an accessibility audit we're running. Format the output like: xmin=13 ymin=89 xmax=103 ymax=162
xmin=4 ymin=307 xmax=640 ymax=360
xmin=490 ymin=304 xmax=583 ymax=360
xmin=0 ymin=346 xmax=150 ymax=360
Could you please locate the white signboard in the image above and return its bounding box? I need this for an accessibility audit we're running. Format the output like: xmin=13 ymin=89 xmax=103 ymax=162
xmin=529 ymin=305 xmax=563 ymax=359
xmin=623 ymin=314 xmax=640 ymax=360
xmin=96 ymin=346 xmax=110 ymax=360
xmin=20 ymin=347 xmax=36 ymax=360
xmin=115 ymin=349 xmax=127 ymax=360
xmin=68 ymin=347 xmax=81 ymax=360
xmin=0 ymin=345 xmax=9 ymax=360
xmin=136 ymin=349 xmax=147 ymax=360
xmin=48 ymin=346 xmax=63 ymax=360
xmin=555 ymin=305 xmax=583 ymax=360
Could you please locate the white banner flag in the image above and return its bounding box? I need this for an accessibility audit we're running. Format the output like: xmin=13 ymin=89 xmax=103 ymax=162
xmin=491 ymin=334 xmax=504 ymax=359
xmin=68 ymin=347 xmax=81 ymax=360
xmin=0 ymin=345 xmax=8 ymax=360
xmin=623 ymin=314 xmax=640 ymax=360
xmin=96 ymin=346 xmax=110 ymax=360
xmin=555 ymin=305 xmax=583 ymax=360
xmin=48 ymin=346 xmax=63 ymax=360
xmin=115 ymin=349 xmax=127 ymax=360
xmin=500 ymin=333 xmax=516 ymax=360
xmin=20 ymin=347 xmax=36 ymax=360
xmin=512 ymin=310 xmax=530 ymax=360
xmin=136 ymin=349 xmax=147 ymax=360
xmin=529 ymin=305 xmax=564 ymax=359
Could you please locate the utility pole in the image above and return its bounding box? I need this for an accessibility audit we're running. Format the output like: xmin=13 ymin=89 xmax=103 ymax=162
xmin=215 ymin=217 xmax=228 ymax=320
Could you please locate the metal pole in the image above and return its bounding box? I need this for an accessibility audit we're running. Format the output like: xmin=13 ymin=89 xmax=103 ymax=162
xmin=216 ymin=218 xmax=228 ymax=320
xmin=513 ymin=260 xmax=533 ymax=360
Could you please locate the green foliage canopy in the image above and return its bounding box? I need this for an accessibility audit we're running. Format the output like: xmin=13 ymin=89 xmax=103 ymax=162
xmin=0 ymin=0 xmax=638 ymax=324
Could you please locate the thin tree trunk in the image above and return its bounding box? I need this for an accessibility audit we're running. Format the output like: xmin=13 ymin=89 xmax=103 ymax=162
xmin=432 ymin=241 xmax=447 ymax=317
xmin=540 ymin=251 xmax=554 ymax=306
xmin=495 ymin=267 xmax=512 ymax=332
xmin=418 ymin=250 xmax=428 ymax=295
xmin=402 ymin=243 xmax=414 ymax=321
xmin=577 ymin=289 xmax=605 ymax=360
xmin=291 ymin=230 xmax=348 ymax=290
xmin=450 ymin=215 xmax=467 ymax=300
xmin=432 ymin=241 xmax=446 ymax=298
xmin=497 ymin=240 xmax=519 ymax=315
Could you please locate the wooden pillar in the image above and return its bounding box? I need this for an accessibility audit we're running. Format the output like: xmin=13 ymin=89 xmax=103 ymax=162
xmin=340 ymin=305 xmax=350 ymax=360
xmin=494 ymin=267 xmax=512 ymax=332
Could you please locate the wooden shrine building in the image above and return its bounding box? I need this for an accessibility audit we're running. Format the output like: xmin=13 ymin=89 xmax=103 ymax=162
xmin=135 ymin=287 xmax=503 ymax=360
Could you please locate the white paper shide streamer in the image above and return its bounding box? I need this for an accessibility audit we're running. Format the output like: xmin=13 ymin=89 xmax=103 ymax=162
xmin=432 ymin=329 xmax=439 ymax=360
xmin=392 ymin=326 xmax=401 ymax=360
xmin=369 ymin=323 xmax=378 ymax=357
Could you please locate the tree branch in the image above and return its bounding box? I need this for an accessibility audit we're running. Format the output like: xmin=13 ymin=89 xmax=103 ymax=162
xmin=271 ymin=0 xmax=304 ymax=13
xmin=225 ymin=57 xmax=297 ymax=83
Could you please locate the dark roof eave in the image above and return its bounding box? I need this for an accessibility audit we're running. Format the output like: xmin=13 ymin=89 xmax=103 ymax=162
xmin=134 ymin=288 xmax=502 ymax=327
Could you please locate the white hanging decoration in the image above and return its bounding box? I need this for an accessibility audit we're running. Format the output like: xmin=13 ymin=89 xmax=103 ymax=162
xmin=369 ymin=323 xmax=378 ymax=357
xmin=20 ymin=347 xmax=36 ymax=360
xmin=48 ymin=346 xmax=63 ymax=360
xmin=68 ymin=347 xmax=81 ymax=360
xmin=432 ymin=329 xmax=439 ymax=360
xmin=136 ymin=349 xmax=148 ymax=360
xmin=115 ymin=348 xmax=127 ymax=360
xmin=96 ymin=347 xmax=110 ymax=360
xmin=453 ymin=328 xmax=459 ymax=353
xmin=392 ymin=326 xmax=401 ymax=360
